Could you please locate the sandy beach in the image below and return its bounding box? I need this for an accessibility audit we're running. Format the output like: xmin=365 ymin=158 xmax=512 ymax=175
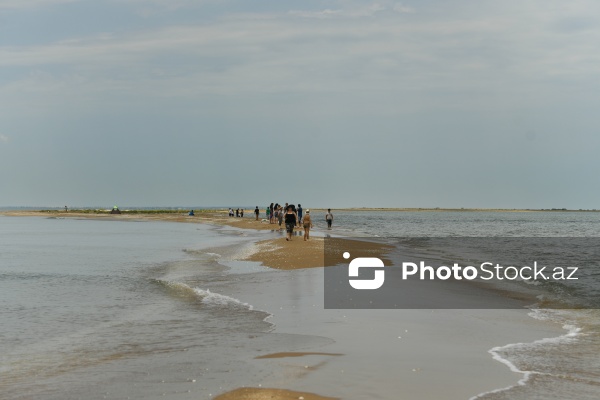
xmin=243 ymin=236 xmax=393 ymax=270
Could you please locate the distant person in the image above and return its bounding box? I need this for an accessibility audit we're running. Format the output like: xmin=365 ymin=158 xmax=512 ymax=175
xmin=254 ymin=206 xmax=259 ymax=220
xmin=270 ymin=203 xmax=274 ymax=224
xmin=189 ymin=209 xmax=195 ymax=216
xmin=302 ymin=209 xmax=313 ymax=241
xmin=266 ymin=206 xmax=271 ymax=222
xmin=325 ymin=208 xmax=333 ymax=229
xmin=240 ymin=209 xmax=244 ymax=217
xmin=229 ymin=208 xmax=234 ymax=217
xmin=277 ymin=205 xmax=283 ymax=228
xmin=284 ymin=205 xmax=297 ymax=241
xmin=236 ymin=208 xmax=239 ymax=217
xmin=297 ymin=204 xmax=303 ymax=227
xmin=64 ymin=205 xmax=68 ymax=213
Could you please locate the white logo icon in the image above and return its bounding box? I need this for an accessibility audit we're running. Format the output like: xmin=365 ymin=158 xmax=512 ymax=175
xmin=345 ymin=252 xmax=385 ymax=290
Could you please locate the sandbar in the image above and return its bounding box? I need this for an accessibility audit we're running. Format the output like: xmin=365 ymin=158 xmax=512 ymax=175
xmin=243 ymin=237 xmax=393 ymax=270
xmin=214 ymin=387 xmax=338 ymax=400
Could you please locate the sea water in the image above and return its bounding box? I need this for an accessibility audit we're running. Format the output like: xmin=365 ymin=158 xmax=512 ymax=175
xmin=0 ymin=216 xmax=314 ymax=399
xmin=1 ymin=211 xmax=599 ymax=399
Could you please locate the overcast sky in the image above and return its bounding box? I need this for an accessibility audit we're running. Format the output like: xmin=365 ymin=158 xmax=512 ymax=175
xmin=1 ymin=0 xmax=599 ymax=209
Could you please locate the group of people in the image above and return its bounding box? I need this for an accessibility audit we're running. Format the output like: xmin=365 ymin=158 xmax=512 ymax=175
xmin=252 ymin=204 xmax=334 ymax=241
xmin=228 ymin=208 xmax=244 ymax=217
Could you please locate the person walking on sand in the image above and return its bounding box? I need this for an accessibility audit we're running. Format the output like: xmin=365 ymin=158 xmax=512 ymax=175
xmin=325 ymin=208 xmax=333 ymax=229
xmin=240 ymin=208 xmax=244 ymax=218
xmin=269 ymin=203 xmax=274 ymax=224
xmin=284 ymin=205 xmax=297 ymax=241
xmin=277 ymin=205 xmax=283 ymax=228
xmin=254 ymin=206 xmax=259 ymax=220
xmin=266 ymin=206 xmax=270 ymax=222
xmin=302 ymin=209 xmax=313 ymax=241
xmin=297 ymin=204 xmax=303 ymax=227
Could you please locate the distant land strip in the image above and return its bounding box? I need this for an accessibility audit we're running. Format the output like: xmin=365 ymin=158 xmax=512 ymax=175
xmin=2 ymin=207 xmax=599 ymax=214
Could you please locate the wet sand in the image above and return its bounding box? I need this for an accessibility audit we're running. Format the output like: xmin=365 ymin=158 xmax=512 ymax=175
xmin=242 ymin=237 xmax=393 ymax=270
xmin=214 ymin=387 xmax=338 ymax=400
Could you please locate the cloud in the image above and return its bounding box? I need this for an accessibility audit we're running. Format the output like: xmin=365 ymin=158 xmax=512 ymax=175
xmin=393 ymin=3 xmax=415 ymax=14
xmin=288 ymin=9 xmax=344 ymax=19
xmin=289 ymin=1 xmax=412 ymax=19
xmin=0 ymin=134 xmax=9 ymax=142
xmin=123 ymin=0 xmax=219 ymax=17
xmin=1 ymin=0 xmax=600 ymax=119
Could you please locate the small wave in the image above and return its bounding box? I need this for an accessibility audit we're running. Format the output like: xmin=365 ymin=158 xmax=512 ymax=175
xmin=182 ymin=248 xmax=222 ymax=258
xmin=150 ymin=279 xmax=200 ymax=300
xmin=152 ymin=279 xmax=255 ymax=311
xmin=193 ymin=288 xmax=254 ymax=310
xmin=470 ymin=309 xmax=583 ymax=400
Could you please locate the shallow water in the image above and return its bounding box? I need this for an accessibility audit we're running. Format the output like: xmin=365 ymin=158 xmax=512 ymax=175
xmin=1 ymin=212 xmax=599 ymax=399
xmin=0 ymin=217 xmax=293 ymax=399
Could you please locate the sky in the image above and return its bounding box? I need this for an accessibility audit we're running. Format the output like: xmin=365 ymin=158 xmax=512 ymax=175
xmin=1 ymin=0 xmax=599 ymax=209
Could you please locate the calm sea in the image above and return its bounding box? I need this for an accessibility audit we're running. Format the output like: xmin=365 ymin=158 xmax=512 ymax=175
xmin=0 ymin=216 xmax=286 ymax=399
xmin=1 ymin=211 xmax=599 ymax=399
